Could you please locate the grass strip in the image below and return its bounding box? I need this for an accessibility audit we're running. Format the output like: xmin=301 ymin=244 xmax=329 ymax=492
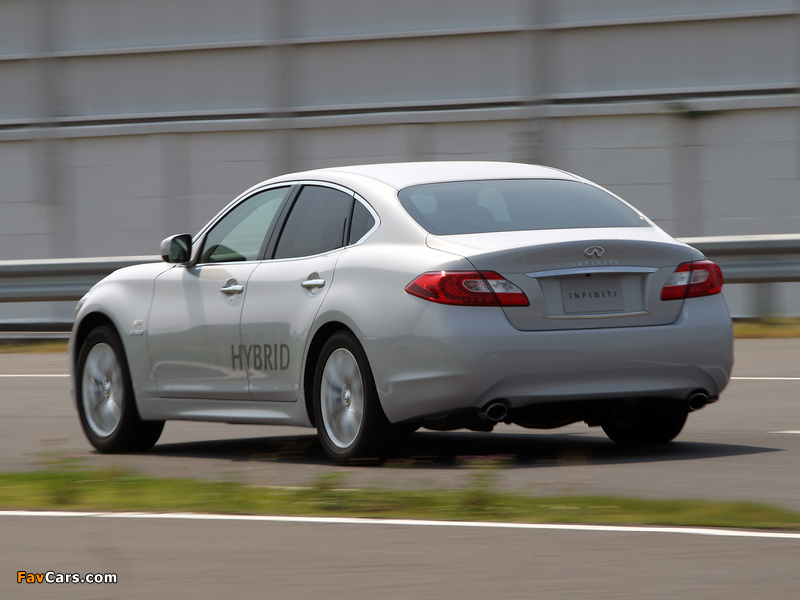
xmin=0 ymin=340 xmax=69 ymax=354
xmin=733 ymin=318 xmax=800 ymax=339
xmin=1 ymin=468 xmax=799 ymax=531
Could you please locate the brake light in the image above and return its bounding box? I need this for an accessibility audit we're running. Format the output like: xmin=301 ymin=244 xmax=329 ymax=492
xmin=405 ymin=271 xmax=530 ymax=306
xmin=661 ymin=260 xmax=723 ymax=300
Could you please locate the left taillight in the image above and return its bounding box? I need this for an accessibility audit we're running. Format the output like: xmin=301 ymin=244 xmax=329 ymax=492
xmin=405 ymin=271 xmax=530 ymax=307
xmin=661 ymin=260 xmax=723 ymax=301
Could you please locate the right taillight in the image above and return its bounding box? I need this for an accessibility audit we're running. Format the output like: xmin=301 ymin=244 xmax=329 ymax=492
xmin=661 ymin=260 xmax=723 ymax=301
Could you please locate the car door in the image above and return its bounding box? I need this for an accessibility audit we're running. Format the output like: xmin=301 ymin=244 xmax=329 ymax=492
xmin=240 ymin=184 xmax=360 ymax=401
xmin=147 ymin=185 xmax=292 ymax=400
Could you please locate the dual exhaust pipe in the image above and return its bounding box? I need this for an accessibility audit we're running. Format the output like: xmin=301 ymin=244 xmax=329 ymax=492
xmin=477 ymin=393 xmax=708 ymax=426
xmin=478 ymin=393 xmax=709 ymax=423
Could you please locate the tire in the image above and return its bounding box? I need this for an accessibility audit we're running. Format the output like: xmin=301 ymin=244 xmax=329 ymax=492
xmin=601 ymin=409 xmax=687 ymax=445
xmin=313 ymin=331 xmax=390 ymax=463
xmin=76 ymin=325 xmax=164 ymax=453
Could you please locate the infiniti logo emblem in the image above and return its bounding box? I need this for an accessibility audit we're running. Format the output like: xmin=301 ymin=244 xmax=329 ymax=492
xmin=584 ymin=246 xmax=605 ymax=258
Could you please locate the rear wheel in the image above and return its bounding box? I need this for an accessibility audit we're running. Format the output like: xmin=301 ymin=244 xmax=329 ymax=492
xmin=76 ymin=325 xmax=164 ymax=453
xmin=601 ymin=410 xmax=687 ymax=445
xmin=313 ymin=332 xmax=390 ymax=463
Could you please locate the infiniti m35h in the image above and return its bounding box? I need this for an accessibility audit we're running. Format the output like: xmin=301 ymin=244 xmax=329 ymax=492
xmin=70 ymin=162 xmax=733 ymax=463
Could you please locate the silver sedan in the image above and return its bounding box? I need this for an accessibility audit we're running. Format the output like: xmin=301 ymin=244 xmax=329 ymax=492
xmin=70 ymin=162 xmax=733 ymax=463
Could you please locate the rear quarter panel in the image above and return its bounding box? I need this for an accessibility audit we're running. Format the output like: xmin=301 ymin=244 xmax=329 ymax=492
xmin=311 ymin=234 xmax=474 ymax=411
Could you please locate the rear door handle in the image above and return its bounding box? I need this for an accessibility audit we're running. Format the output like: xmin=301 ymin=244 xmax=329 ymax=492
xmin=301 ymin=278 xmax=326 ymax=290
xmin=220 ymin=280 xmax=244 ymax=295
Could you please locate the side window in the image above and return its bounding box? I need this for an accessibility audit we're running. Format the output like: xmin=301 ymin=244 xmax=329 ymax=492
xmin=200 ymin=186 xmax=290 ymax=264
xmin=274 ymin=186 xmax=353 ymax=259
xmin=348 ymin=200 xmax=376 ymax=244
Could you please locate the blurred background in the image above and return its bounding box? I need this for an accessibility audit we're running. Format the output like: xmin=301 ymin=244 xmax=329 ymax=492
xmin=1 ymin=0 xmax=799 ymax=323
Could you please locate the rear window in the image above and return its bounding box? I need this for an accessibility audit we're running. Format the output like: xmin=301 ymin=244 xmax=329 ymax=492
xmin=397 ymin=179 xmax=648 ymax=235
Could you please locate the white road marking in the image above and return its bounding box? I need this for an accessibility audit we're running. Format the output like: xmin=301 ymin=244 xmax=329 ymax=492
xmin=1 ymin=510 xmax=799 ymax=540
xmin=769 ymin=431 xmax=800 ymax=435
xmin=732 ymin=377 xmax=800 ymax=381
xmin=0 ymin=374 xmax=69 ymax=378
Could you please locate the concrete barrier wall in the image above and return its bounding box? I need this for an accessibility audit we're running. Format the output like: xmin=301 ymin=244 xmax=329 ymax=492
xmin=1 ymin=0 xmax=799 ymax=316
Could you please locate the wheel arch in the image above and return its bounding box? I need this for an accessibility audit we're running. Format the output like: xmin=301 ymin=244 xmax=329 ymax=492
xmin=303 ymin=321 xmax=356 ymax=427
xmin=72 ymin=311 xmax=118 ymax=371
xmin=73 ymin=316 xmax=164 ymax=452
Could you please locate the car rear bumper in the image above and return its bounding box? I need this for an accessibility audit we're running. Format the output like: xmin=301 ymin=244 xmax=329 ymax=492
xmin=367 ymin=294 xmax=733 ymax=423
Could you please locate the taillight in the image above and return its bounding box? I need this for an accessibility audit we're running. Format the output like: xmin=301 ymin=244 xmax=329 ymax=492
xmin=405 ymin=271 xmax=530 ymax=306
xmin=661 ymin=260 xmax=723 ymax=301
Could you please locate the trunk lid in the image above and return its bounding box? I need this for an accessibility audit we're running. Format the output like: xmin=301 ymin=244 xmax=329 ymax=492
xmin=427 ymin=227 xmax=694 ymax=331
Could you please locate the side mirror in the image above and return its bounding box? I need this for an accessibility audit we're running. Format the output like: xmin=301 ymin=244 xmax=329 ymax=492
xmin=160 ymin=233 xmax=193 ymax=264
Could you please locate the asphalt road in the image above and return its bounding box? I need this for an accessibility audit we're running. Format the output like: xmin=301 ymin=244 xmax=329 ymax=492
xmin=2 ymin=339 xmax=800 ymax=510
xmin=5 ymin=512 xmax=800 ymax=600
xmin=1 ymin=339 xmax=800 ymax=598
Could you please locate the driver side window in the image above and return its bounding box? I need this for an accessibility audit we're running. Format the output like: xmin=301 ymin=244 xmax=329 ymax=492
xmin=200 ymin=186 xmax=290 ymax=264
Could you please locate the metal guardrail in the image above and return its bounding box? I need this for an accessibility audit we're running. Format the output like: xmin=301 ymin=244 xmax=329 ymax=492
xmin=0 ymin=255 xmax=157 ymax=303
xmin=0 ymin=235 xmax=799 ymax=304
xmin=681 ymin=234 xmax=800 ymax=284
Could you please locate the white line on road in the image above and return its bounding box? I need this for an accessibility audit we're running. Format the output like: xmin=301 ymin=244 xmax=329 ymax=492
xmin=1 ymin=510 xmax=799 ymax=540
xmin=0 ymin=374 xmax=69 ymax=378
xmin=732 ymin=377 xmax=800 ymax=381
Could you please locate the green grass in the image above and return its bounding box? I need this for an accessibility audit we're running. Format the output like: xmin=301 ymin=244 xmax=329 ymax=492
xmin=0 ymin=339 xmax=68 ymax=354
xmin=733 ymin=318 xmax=800 ymax=339
xmin=1 ymin=468 xmax=799 ymax=530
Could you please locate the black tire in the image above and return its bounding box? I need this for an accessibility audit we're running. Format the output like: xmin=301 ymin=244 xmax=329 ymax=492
xmin=313 ymin=331 xmax=390 ymax=463
xmin=76 ymin=325 xmax=164 ymax=453
xmin=601 ymin=410 xmax=687 ymax=445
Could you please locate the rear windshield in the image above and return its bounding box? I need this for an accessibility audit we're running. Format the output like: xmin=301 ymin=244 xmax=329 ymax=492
xmin=398 ymin=179 xmax=648 ymax=235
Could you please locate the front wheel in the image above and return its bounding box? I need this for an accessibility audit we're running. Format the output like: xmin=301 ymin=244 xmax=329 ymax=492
xmin=601 ymin=410 xmax=687 ymax=445
xmin=76 ymin=325 xmax=164 ymax=453
xmin=313 ymin=332 xmax=390 ymax=463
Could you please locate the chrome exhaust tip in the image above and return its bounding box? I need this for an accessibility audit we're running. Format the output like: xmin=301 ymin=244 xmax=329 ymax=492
xmin=478 ymin=402 xmax=509 ymax=423
xmin=687 ymin=392 xmax=709 ymax=412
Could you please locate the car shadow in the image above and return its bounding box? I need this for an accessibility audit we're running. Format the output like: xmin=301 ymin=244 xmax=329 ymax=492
xmin=148 ymin=430 xmax=781 ymax=468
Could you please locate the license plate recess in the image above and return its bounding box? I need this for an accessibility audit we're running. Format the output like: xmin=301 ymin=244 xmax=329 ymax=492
xmin=561 ymin=276 xmax=624 ymax=314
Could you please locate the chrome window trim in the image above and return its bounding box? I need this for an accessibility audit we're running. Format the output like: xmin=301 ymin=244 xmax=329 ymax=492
xmin=190 ymin=180 xmax=381 ymax=266
xmin=265 ymin=182 xmax=380 ymax=261
xmin=349 ymin=193 xmax=380 ymax=247
xmin=269 ymin=181 xmax=354 ymax=261
xmin=190 ymin=182 xmax=297 ymax=266
xmin=293 ymin=180 xmax=355 ymax=196
xmin=259 ymin=247 xmax=346 ymax=263
xmin=193 ymin=182 xmax=297 ymax=245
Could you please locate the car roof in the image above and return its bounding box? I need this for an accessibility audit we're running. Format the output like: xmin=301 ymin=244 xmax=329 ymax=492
xmin=273 ymin=161 xmax=582 ymax=191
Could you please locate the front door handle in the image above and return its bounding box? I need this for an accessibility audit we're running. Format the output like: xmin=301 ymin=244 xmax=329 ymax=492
xmin=220 ymin=279 xmax=244 ymax=295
